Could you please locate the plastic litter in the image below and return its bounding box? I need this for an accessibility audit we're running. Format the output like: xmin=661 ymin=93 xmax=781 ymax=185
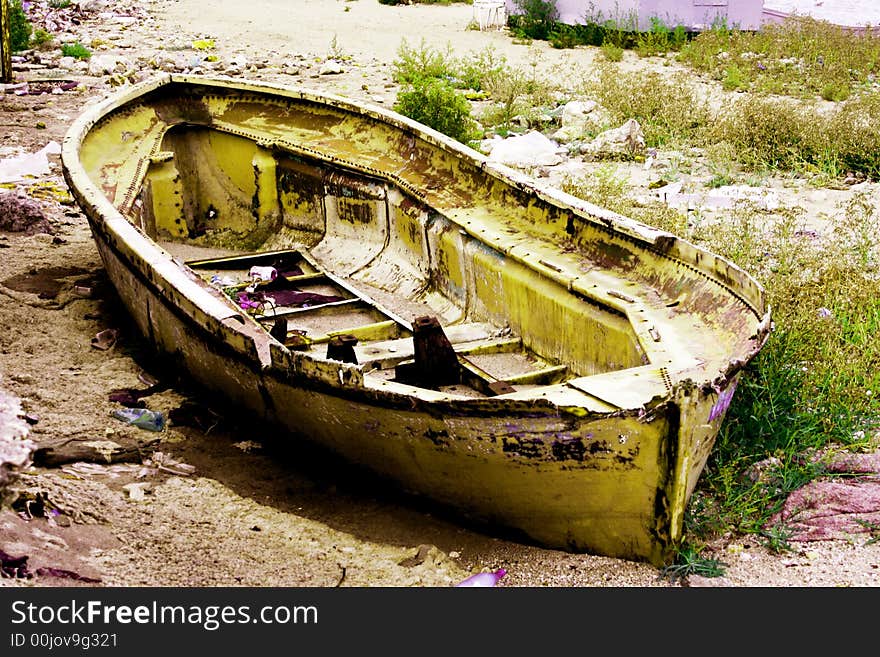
xmin=122 ymin=482 xmax=153 ymax=501
xmin=91 ymin=328 xmax=119 ymax=350
xmin=111 ymin=408 xmax=166 ymax=432
xmin=0 ymin=141 xmax=62 ymax=183
xmin=454 ymin=568 xmax=507 ymax=587
xmin=147 ymin=451 xmax=196 ymax=476
xmin=248 ymin=265 xmax=278 ymax=283
xmin=210 ymin=273 xmax=237 ymax=287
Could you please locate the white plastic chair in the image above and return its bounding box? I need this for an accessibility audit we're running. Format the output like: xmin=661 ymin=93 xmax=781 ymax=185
xmin=473 ymin=0 xmax=507 ymax=31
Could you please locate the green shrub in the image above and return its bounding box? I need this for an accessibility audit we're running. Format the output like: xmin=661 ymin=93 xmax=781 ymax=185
xmin=457 ymin=45 xmax=508 ymax=92
xmin=549 ymin=24 xmax=580 ymax=49
xmin=393 ymin=38 xmax=457 ymax=86
xmin=9 ymin=0 xmax=33 ymax=52
xmin=511 ymin=0 xmax=559 ymax=41
xmin=394 ymin=77 xmax=477 ymax=143
xmin=61 ymin=42 xmax=92 ymax=60
xmin=30 ymin=28 xmax=53 ymax=49
xmin=600 ymin=39 xmax=624 ymax=62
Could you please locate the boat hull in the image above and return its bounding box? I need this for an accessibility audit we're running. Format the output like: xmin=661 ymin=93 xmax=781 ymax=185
xmin=63 ymin=74 xmax=770 ymax=566
xmin=88 ymin=210 xmax=726 ymax=565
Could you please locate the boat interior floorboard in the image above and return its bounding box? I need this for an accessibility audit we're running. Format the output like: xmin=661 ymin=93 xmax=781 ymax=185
xmin=176 ymin=245 xmax=562 ymax=398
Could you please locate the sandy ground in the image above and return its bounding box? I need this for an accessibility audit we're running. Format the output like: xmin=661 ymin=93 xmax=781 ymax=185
xmin=1 ymin=0 xmax=879 ymax=588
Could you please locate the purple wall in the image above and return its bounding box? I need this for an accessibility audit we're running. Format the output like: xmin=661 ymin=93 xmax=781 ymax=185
xmin=505 ymin=0 xmax=765 ymax=31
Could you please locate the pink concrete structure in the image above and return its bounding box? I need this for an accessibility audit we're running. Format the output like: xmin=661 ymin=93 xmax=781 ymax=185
xmin=505 ymin=0 xmax=764 ymax=31
xmin=762 ymin=1 xmax=880 ymax=34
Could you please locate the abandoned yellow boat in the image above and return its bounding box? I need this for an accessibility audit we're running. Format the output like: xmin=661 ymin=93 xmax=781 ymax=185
xmin=61 ymin=74 xmax=771 ymax=565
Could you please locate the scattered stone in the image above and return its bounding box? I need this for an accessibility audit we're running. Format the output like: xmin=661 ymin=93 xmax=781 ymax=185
xmin=0 ymin=82 xmax=28 ymax=94
xmin=74 ymin=0 xmax=112 ymax=11
xmin=87 ymin=54 xmax=131 ymax=76
xmin=232 ymin=440 xmax=262 ymax=453
xmin=0 ymin=192 xmax=53 ymax=234
xmin=766 ymin=476 xmax=880 ymax=541
xmin=551 ymin=99 xmax=611 ymax=143
xmin=485 ymin=130 xmax=565 ymax=169
xmin=0 ymin=141 xmax=62 ymax=184
xmin=398 ymin=544 xmax=438 ymax=567
xmin=146 ymin=452 xmax=196 ymax=476
xmin=0 ymin=386 xmax=35 ymax=507
xmin=53 ymin=514 xmax=72 ymax=527
xmin=649 ymin=182 xmax=782 ymax=213
xmin=122 ymin=482 xmax=153 ymax=501
xmin=319 ymin=61 xmax=345 ymax=75
xmin=580 ymin=118 xmax=646 ymax=160
xmin=682 ymin=574 xmax=734 ymax=587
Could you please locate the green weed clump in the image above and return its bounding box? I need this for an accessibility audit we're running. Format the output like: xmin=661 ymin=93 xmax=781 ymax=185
xmin=30 ymin=28 xmax=53 ymax=49
xmin=679 ymin=16 xmax=880 ymax=100
xmin=61 ymin=42 xmax=92 ymax=60
xmin=9 ymin=0 xmax=33 ymax=52
xmin=600 ymin=39 xmax=624 ymax=62
xmin=707 ymin=92 xmax=880 ymax=179
xmin=509 ymin=2 xmax=692 ymax=55
xmin=582 ymin=63 xmax=710 ymax=146
xmin=635 ymin=18 xmax=687 ymax=58
xmin=706 ymin=95 xmax=813 ymax=172
xmin=660 ymin=545 xmax=728 ymax=582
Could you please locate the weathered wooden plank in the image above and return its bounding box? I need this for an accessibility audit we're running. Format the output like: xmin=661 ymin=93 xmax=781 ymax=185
xmin=31 ymin=432 xmax=160 ymax=467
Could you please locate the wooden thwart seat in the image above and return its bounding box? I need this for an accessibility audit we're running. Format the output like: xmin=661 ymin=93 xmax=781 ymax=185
xmin=185 ymin=250 xmax=562 ymax=396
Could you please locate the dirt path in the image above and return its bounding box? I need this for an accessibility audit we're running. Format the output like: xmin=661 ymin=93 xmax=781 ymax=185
xmin=1 ymin=0 xmax=878 ymax=587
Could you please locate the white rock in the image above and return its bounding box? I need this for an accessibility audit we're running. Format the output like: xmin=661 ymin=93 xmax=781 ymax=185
xmin=552 ymin=99 xmax=611 ymax=143
xmin=88 ymin=54 xmax=131 ymax=76
xmin=122 ymin=482 xmax=153 ymax=502
xmin=486 ymin=131 xmax=565 ymax=169
xmin=319 ymin=61 xmax=345 ymax=75
xmin=580 ymin=118 xmax=646 ymax=159
xmin=74 ymin=0 xmax=111 ymax=11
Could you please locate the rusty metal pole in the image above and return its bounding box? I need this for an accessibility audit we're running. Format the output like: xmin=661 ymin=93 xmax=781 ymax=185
xmin=0 ymin=0 xmax=13 ymax=83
